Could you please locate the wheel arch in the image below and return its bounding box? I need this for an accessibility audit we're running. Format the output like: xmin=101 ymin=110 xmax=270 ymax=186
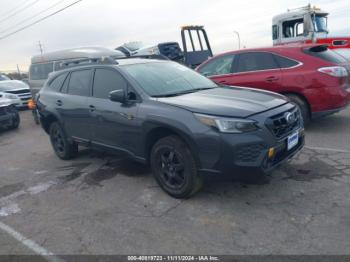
xmin=280 ymin=91 xmax=311 ymax=116
xmin=144 ymin=123 xmax=200 ymax=167
xmin=40 ymin=112 xmax=60 ymax=134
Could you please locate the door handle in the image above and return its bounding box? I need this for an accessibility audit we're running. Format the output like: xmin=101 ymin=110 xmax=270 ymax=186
xmin=56 ymin=100 xmax=63 ymax=106
xmin=89 ymin=105 xmax=96 ymax=112
xmin=217 ymin=80 xmax=229 ymax=85
xmin=265 ymin=76 xmax=279 ymax=82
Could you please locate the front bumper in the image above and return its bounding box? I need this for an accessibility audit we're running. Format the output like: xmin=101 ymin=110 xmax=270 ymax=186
xmin=200 ymin=129 xmax=304 ymax=175
xmin=197 ymin=104 xmax=304 ymax=176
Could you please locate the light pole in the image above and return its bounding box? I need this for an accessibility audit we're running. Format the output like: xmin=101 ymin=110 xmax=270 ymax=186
xmin=233 ymin=31 xmax=241 ymax=50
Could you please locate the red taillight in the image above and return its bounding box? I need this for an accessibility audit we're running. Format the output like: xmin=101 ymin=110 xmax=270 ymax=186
xmin=318 ymin=66 xmax=349 ymax=77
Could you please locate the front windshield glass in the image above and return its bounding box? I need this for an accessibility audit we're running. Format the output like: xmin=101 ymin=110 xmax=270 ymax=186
xmin=0 ymin=74 xmax=10 ymax=81
xmin=123 ymin=62 xmax=217 ymax=97
xmin=313 ymin=15 xmax=328 ymax=33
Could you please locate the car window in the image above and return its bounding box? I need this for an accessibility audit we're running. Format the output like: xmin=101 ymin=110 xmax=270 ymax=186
xmin=273 ymin=54 xmax=299 ymax=68
xmin=29 ymin=63 xmax=54 ymax=80
xmin=93 ymin=69 xmax=127 ymax=99
xmin=198 ymin=54 xmax=235 ymax=76
xmin=67 ymin=70 xmax=91 ymax=96
xmin=236 ymin=52 xmax=279 ymax=73
xmin=48 ymin=73 xmax=68 ymax=91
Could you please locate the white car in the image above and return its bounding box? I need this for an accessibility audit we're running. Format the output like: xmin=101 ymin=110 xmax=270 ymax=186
xmin=0 ymin=74 xmax=32 ymax=108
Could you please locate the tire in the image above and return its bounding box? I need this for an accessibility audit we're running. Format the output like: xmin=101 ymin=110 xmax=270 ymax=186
xmin=150 ymin=135 xmax=203 ymax=199
xmin=286 ymin=94 xmax=310 ymax=125
xmin=49 ymin=122 xmax=78 ymax=160
xmin=11 ymin=111 xmax=20 ymax=129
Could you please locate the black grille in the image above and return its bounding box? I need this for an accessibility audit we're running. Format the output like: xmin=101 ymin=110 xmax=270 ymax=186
xmin=266 ymin=107 xmax=301 ymax=138
xmin=5 ymin=89 xmax=30 ymax=95
xmin=236 ymin=144 xmax=265 ymax=163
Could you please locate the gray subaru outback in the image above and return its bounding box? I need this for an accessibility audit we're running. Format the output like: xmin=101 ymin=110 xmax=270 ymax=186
xmin=37 ymin=58 xmax=304 ymax=198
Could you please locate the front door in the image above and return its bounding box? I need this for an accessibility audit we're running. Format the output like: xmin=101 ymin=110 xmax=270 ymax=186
xmin=88 ymin=68 xmax=141 ymax=154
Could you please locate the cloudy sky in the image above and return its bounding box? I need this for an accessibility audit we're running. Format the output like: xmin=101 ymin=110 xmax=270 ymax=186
xmin=0 ymin=0 xmax=349 ymax=72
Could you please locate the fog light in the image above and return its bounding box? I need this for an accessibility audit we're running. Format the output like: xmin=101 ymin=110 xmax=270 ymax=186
xmin=268 ymin=148 xmax=275 ymax=159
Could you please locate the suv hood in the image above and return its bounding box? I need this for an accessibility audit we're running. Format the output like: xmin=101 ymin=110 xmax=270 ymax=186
xmin=0 ymin=80 xmax=29 ymax=91
xmin=156 ymin=87 xmax=288 ymax=118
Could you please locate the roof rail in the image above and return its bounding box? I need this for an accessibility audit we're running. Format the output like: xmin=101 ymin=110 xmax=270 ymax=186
xmin=116 ymin=54 xmax=170 ymax=61
xmin=58 ymin=56 xmax=118 ymax=70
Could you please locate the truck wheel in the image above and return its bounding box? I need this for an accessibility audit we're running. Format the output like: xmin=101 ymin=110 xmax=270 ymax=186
xmin=150 ymin=135 xmax=203 ymax=199
xmin=286 ymin=94 xmax=310 ymax=125
xmin=49 ymin=122 xmax=78 ymax=160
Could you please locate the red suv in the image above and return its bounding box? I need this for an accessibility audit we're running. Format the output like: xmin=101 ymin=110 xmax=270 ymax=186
xmin=196 ymin=44 xmax=350 ymax=123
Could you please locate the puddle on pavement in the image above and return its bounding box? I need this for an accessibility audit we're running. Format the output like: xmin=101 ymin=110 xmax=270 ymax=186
xmin=282 ymin=158 xmax=343 ymax=182
xmin=0 ymin=183 xmax=24 ymax=198
xmin=83 ymin=159 xmax=150 ymax=187
xmin=55 ymin=156 xmax=150 ymax=188
xmin=57 ymin=162 xmax=91 ymax=183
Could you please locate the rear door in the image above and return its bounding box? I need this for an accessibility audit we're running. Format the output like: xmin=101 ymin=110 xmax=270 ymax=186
xmin=230 ymin=52 xmax=282 ymax=92
xmin=88 ymin=68 xmax=140 ymax=153
xmin=58 ymin=69 xmax=93 ymax=142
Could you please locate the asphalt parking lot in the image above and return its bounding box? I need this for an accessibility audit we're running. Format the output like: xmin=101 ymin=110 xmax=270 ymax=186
xmin=0 ymin=109 xmax=350 ymax=256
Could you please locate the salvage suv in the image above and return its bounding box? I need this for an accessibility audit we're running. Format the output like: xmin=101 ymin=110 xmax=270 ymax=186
xmin=37 ymin=58 xmax=304 ymax=198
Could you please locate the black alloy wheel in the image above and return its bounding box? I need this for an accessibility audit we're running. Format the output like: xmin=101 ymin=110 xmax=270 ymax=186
xmin=49 ymin=122 xmax=78 ymax=160
xmin=151 ymin=136 xmax=203 ymax=198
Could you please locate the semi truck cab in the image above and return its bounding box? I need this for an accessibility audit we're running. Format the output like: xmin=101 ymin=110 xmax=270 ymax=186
xmin=272 ymin=5 xmax=350 ymax=49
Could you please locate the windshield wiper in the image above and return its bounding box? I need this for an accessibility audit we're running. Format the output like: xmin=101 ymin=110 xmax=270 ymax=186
xmin=152 ymin=86 xmax=216 ymax=98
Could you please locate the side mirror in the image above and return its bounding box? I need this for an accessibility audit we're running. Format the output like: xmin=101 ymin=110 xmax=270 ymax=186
xmin=109 ymin=89 xmax=125 ymax=103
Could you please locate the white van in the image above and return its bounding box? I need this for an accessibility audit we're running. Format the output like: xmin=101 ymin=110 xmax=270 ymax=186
xmin=28 ymin=47 xmax=125 ymax=96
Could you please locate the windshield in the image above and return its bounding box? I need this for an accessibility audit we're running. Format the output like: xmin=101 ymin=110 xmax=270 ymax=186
xmin=122 ymin=61 xmax=217 ymax=97
xmin=313 ymin=14 xmax=328 ymax=33
xmin=0 ymin=74 xmax=10 ymax=81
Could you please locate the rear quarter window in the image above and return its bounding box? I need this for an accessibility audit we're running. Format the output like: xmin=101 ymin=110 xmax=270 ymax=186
xmin=273 ymin=54 xmax=300 ymax=68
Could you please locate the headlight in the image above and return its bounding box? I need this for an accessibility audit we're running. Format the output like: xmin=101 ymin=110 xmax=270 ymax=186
xmin=3 ymin=93 xmax=18 ymax=99
xmin=194 ymin=113 xmax=259 ymax=133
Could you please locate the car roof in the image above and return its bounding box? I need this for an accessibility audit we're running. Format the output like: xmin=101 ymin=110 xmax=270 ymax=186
xmin=47 ymin=58 xmax=167 ymax=79
xmin=31 ymin=47 xmax=125 ymax=64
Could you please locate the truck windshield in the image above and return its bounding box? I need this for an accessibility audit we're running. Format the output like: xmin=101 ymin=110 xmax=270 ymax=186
xmin=313 ymin=15 xmax=328 ymax=33
xmin=123 ymin=61 xmax=217 ymax=97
